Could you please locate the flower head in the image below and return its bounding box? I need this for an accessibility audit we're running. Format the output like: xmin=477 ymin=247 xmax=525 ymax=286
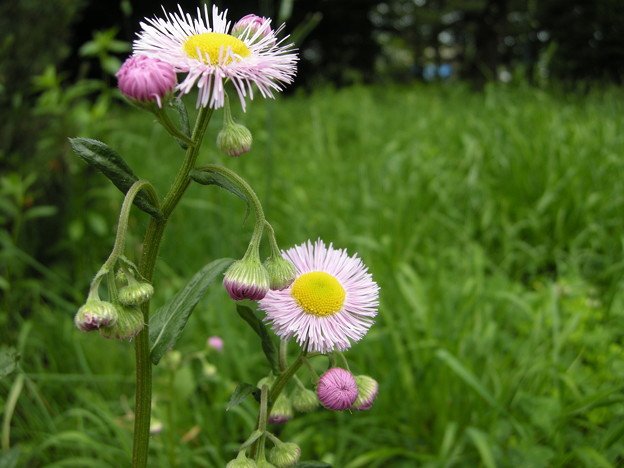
xmin=259 ymin=240 xmax=379 ymax=353
xmin=133 ymin=5 xmax=298 ymax=109
xmin=116 ymin=55 xmax=176 ymax=107
xmin=316 ymin=368 xmax=358 ymax=411
xmin=352 ymin=375 xmax=379 ymax=410
xmin=74 ymin=300 xmax=118 ymax=332
xmin=223 ymin=257 xmax=270 ymax=301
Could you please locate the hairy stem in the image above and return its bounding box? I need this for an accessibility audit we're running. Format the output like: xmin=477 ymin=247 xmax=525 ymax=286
xmin=131 ymin=106 xmax=213 ymax=468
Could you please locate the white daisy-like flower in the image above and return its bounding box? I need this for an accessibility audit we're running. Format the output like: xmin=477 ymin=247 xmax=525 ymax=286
xmin=259 ymin=240 xmax=380 ymax=353
xmin=133 ymin=5 xmax=298 ymax=109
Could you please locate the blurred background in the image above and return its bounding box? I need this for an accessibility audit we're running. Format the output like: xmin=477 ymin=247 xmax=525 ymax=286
xmin=1 ymin=0 xmax=624 ymax=466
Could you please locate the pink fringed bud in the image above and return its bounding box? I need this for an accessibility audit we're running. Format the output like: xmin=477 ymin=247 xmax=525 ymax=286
xmin=207 ymin=335 xmax=224 ymax=352
xmin=116 ymin=55 xmax=176 ymax=107
xmin=223 ymin=258 xmax=270 ymax=301
xmin=231 ymin=14 xmax=275 ymax=45
xmin=316 ymin=368 xmax=358 ymax=411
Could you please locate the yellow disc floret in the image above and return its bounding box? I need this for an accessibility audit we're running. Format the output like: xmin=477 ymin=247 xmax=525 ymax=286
xmin=184 ymin=32 xmax=251 ymax=64
xmin=291 ymin=271 xmax=346 ymax=317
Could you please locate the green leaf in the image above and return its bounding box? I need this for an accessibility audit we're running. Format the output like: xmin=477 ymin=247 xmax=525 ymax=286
xmin=23 ymin=205 xmax=57 ymax=221
xmin=149 ymin=258 xmax=234 ymax=364
xmin=236 ymin=305 xmax=279 ymax=373
xmin=190 ymin=169 xmax=248 ymax=204
xmin=170 ymin=98 xmax=191 ymax=148
xmin=226 ymin=382 xmax=260 ymax=411
xmin=465 ymin=427 xmax=496 ymax=468
xmin=69 ymin=138 xmax=161 ymax=218
xmin=0 ymin=347 xmax=19 ymax=378
xmin=0 ymin=447 xmax=20 ymax=468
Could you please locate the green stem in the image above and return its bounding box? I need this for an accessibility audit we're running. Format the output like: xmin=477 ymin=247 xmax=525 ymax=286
xmin=154 ymin=107 xmax=194 ymax=147
xmin=250 ymin=384 xmax=270 ymax=460
xmin=131 ymin=106 xmax=213 ymax=468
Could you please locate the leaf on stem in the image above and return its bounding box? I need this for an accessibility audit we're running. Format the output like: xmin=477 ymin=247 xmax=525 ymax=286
xmin=190 ymin=169 xmax=248 ymax=204
xmin=0 ymin=346 xmax=19 ymax=378
xmin=149 ymin=258 xmax=234 ymax=364
xmin=69 ymin=137 xmax=161 ymax=218
xmin=169 ymin=98 xmax=191 ymax=148
xmin=226 ymin=383 xmax=261 ymax=411
xmin=236 ymin=305 xmax=279 ymax=373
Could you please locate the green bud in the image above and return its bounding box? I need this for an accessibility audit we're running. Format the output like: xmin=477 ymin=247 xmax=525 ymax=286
xmin=263 ymin=256 xmax=296 ymax=291
xmin=268 ymin=442 xmax=301 ymax=468
xmin=352 ymin=375 xmax=379 ymax=410
xmin=291 ymin=386 xmax=319 ymax=413
xmin=217 ymin=121 xmax=253 ymax=157
xmin=269 ymin=393 xmax=293 ymax=424
xmin=118 ymin=281 xmax=154 ymax=306
xmin=226 ymin=451 xmax=257 ymax=468
xmin=223 ymin=258 xmax=270 ymax=301
xmin=74 ymin=300 xmax=118 ymax=332
xmin=100 ymin=305 xmax=144 ymax=340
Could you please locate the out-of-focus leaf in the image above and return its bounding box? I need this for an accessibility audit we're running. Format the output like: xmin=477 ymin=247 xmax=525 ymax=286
xmin=0 ymin=347 xmax=19 ymax=378
xmin=226 ymin=383 xmax=260 ymax=411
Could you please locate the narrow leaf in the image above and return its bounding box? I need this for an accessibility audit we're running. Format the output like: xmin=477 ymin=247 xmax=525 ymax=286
xmin=190 ymin=169 xmax=248 ymax=203
xmin=170 ymin=98 xmax=191 ymax=148
xmin=236 ymin=305 xmax=279 ymax=373
xmin=149 ymin=258 xmax=233 ymax=364
xmin=226 ymin=383 xmax=260 ymax=411
xmin=69 ymin=137 xmax=161 ymax=218
xmin=465 ymin=427 xmax=496 ymax=468
xmin=0 ymin=347 xmax=19 ymax=378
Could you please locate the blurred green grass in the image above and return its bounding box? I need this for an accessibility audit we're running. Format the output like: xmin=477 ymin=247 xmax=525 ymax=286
xmin=4 ymin=83 xmax=624 ymax=467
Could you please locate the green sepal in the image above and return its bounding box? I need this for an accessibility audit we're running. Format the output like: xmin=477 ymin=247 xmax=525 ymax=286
xmin=149 ymin=258 xmax=234 ymax=364
xmin=227 ymin=383 xmax=262 ymax=411
xmin=236 ymin=305 xmax=279 ymax=373
xmin=69 ymin=137 xmax=162 ymax=219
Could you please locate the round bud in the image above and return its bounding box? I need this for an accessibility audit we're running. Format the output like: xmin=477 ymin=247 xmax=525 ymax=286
xmin=217 ymin=122 xmax=253 ymax=157
xmin=74 ymin=300 xmax=118 ymax=332
xmin=352 ymin=375 xmax=379 ymax=410
xmin=99 ymin=305 xmax=144 ymax=340
xmin=116 ymin=55 xmax=176 ymax=108
xmin=226 ymin=451 xmax=258 ymax=468
xmin=118 ymin=281 xmax=154 ymax=306
xmin=291 ymin=386 xmax=319 ymax=413
xmin=316 ymin=368 xmax=358 ymax=411
xmin=231 ymin=14 xmax=275 ymax=46
xmin=223 ymin=258 xmax=270 ymax=301
xmin=263 ymin=256 xmax=296 ymax=291
xmin=268 ymin=393 xmax=293 ymax=424
xmin=268 ymin=442 xmax=301 ymax=468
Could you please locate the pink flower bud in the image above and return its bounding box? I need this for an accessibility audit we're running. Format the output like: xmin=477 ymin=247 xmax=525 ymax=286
xmin=231 ymin=14 xmax=275 ymax=46
xmin=316 ymin=368 xmax=358 ymax=411
xmin=207 ymin=336 xmax=224 ymax=352
xmin=116 ymin=55 xmax=176 ymax=107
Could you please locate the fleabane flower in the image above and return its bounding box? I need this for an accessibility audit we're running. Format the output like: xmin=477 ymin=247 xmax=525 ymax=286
xmin=116 ymin=55 xmax=176 ymax=107
xmin=259 ymin=240 xmax=379 ymax=353
xmin=133 ymin=5 xmax=298 ymax=110
xmin=316 ymin=368 xmax=358 ymax=411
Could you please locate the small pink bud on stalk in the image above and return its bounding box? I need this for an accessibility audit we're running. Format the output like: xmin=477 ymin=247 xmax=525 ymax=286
xmin=316 ymin=367 xmax=358 ymax=411
xmin=352 ymin=375 xmax=379 ymax=410
xmin=223 ymin=257 xmax=270 ymax=301
xmin=231 ymin=14 xmax=275 ymax=46
xmin=74 ymin=300 xmax=118 ymax=332
xmin=116 ymin=55 xmax=176 ymax=108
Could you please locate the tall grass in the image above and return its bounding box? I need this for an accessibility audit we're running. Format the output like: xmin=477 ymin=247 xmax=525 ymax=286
xmin=3 ymin=83 xmax=624 ymax=466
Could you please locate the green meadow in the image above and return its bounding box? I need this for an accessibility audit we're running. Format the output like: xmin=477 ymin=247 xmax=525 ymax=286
xmin=3 ymin=83 xmax=624 ymax=466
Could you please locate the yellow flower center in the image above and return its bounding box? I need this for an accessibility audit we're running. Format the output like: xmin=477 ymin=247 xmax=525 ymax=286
xmin=183 ymin=32 xmax=251 ymax=64
xmin=291 ymin=272 xmax=345 ymax=317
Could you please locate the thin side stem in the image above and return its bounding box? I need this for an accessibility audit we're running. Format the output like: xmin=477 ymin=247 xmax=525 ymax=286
xmin=131 ymin=106 xmax=213 ymax=468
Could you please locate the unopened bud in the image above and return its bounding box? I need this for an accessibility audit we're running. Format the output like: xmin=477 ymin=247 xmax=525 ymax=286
xmin=263 ymin=256 xmax=296 ymax=291
xmin=291 ymin=386 xmax=319 ymax=413
xmin=317 ymin=368 xmax=358 ymax=411
xmin=100 ymin=305 xmax=144 ymax=340
xmin=223 ymin=258 xmax=270 ymax=301
xmin=352 ymin=375 xmax=379 ymax=410
xmin=217 ymin=121 xmax=253 ymax=157
xmin=116 ymin=55 xmax=176 ymax=108
xmin=226 ymin=451 xmax=257 ymax=468
xmin=74 ymin=300 xmax=118 ymax=332
xmin=268 ymin=393 xmax=293 ymax=424
xmin=231 ymin=14 xmax=275 ymax=46
xmin=118 ymin=281 xmax=154 ymax=306
xmin=268 ymin=441 xmax=301 ymax=468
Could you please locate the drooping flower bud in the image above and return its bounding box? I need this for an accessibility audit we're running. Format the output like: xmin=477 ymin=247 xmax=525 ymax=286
xmin=226 ymin=451 xmax=258 ymax=468
xmin=291 ymin=386 xmax=319 ymax=413
xmin=100 ymin=305 xmax=144 ymax=340
xmin=118 ymin=281 xmax=154 ymax=306
xmin=268 ymin=393 xmax=293 ymax=424
xmin=116 ymin=55 xmax=176 ymax=108
xmin=352 ymin=375 xmax=379 ymax=410
xmin=217 ymin=121 xmax=253 ymax=157
xmin=263 ymin=256 xmax=296 ymax=291
xmin=316 ymin=368 xmax=358 ymax=411
xmin=268 ymin=441 xmax=301 ymax=468
xmin=231 ymin=14 xmax=274 ymax=45
xmin=74 ymin=300 xmax=118 ymax=332
xmin=223 ymin=258 xmax=270 ymax=301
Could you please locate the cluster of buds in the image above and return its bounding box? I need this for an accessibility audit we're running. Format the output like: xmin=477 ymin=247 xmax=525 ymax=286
xmin=74 ymin=266 xmax=153 ymax=341
xmin=316 ymin=367 xmax=379 ymax=412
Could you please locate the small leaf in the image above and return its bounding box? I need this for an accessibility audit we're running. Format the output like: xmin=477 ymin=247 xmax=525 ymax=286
xmin=69 ymin=138 xmax=161 ymax=218
xmin=226 ymin=383 xmax=260 ymax=411
xmin=149 ymin=258 xmax=234 ymax=364
xmin=236 ymin=305 xmax=279 ymax=373
xmin=0 ymin=347 xmax=19 ymax=378
xmin=169 ymin=98 xmax=191 ymax=148
xmin=190 ymin=169 xmax=248 ymax=204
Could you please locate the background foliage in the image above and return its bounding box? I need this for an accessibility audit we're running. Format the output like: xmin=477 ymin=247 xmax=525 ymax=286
xmin=1 ymin=0 xmax=623 ymax=466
